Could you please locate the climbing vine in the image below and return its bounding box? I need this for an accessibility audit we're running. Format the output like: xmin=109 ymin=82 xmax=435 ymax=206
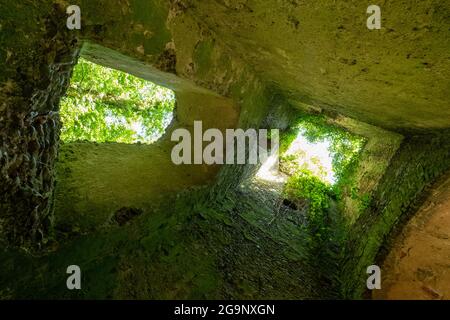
xmin=284 ymin=169 xmax=330 ymax=223
xmin=280 ymin=115 xmax=365 ymax=184
xmin=280 ymin=115 xmax=366 ymax=236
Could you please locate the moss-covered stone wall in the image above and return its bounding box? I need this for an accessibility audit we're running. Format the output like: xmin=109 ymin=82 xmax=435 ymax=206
xmin=1 ymin=0 xmax=449 ymax=300
xmin=0 ymin=2 xmax=79 ymax=248
xmin=341 ymin=132 xmax=450 ymax=298
xmin=0 ymin=0 xmax=253 ymax=248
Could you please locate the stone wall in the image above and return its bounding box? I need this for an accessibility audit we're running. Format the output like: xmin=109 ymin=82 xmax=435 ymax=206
xmin=0 ymin=2 xmax=79 ymax=248
xmin=0 ymin=0 xmax=253 ymax=249
xmin=341 ymin=132 xmax=450 ymax=298
xmin=0 ymin=1 xmax=449 ymax=300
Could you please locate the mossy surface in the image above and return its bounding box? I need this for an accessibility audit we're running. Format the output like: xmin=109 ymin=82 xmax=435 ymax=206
xmin=186 ymin=1 xmax=450 ymax=131
xmin=1 ymin=0 xmax=449 ymax=300
xmin=53 ymin=141 xmax=218 ymax=235
xmin=341 ymin=133 xmax=450 ymax=298
xmin=0 ymin=185 xmax=340 ymax=299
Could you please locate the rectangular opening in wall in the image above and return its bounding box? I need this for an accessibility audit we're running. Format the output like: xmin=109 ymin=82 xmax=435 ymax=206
xmin=255 ymin=114 xmax=368 ymax=217
xmin=60 ymin=58 xmax=176 ymax=144
xmin=279 ymin=115 xmax=366 ymax=186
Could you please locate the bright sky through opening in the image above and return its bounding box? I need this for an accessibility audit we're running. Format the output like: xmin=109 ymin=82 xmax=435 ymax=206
xmin=285 ymin=129 xmax=336 ymax=184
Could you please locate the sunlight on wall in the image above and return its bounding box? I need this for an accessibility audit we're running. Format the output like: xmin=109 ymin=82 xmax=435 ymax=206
xmin=255 ymin=151 xmax=287 ymax=184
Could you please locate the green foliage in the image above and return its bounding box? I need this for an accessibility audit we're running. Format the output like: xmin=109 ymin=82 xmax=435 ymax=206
xmin=284 ymin=170 xmax=330 ymax=217
xmin=283 ymin=169 xmax=332 ymax=240
xmin=60 ymin=58 xmax=175 ymax=144
xmin=282 ymin=115 xmax=365 ymax=183
xmin=358 ymin=193 xmax=372 ymax=211
xmin=280 ymin=115 xmax=365 ymax=237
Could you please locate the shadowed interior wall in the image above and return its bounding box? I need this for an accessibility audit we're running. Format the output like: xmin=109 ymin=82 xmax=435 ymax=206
xmin=0 ymin=0 xmax=449 ymax=299
xmin=0 ymin=3 xmax=79 ymax=248
xmin=373 ymin=172 xmax=450 ymax=300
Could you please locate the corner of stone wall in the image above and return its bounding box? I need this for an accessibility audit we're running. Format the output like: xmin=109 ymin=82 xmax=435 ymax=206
xmin=340 ymin=132 xmax=450 ymax=299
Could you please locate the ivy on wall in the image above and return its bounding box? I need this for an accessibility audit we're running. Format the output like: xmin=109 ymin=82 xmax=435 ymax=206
xmin=59 ymin=58 xmax=176 ymax=144
xmin=280 ymin=115 xmax=366 ymax=236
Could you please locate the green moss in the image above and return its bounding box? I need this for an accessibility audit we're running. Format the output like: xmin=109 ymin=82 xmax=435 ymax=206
xmin=341 ymin=133 xmax=450 ymax=298
xmin=193 ymin=40 xmax=215 ymax=77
